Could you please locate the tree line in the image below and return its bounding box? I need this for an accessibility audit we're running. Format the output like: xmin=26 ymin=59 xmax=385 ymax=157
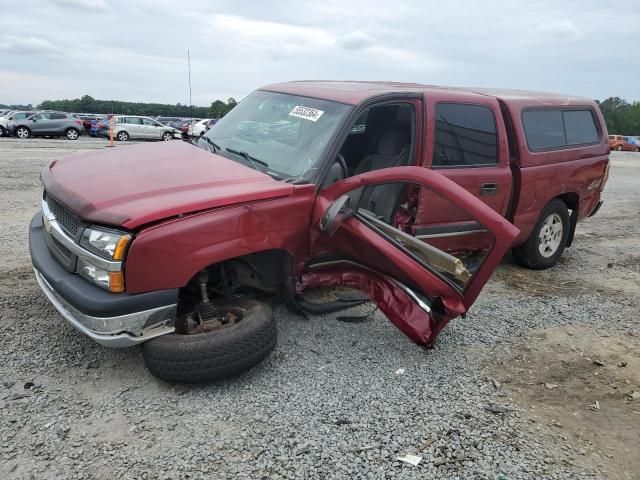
xmin=2 ymin=95 xmax=640 ymax=134
xmin=1 ymin=95 xmax=237 ymax=119
xmin=595 ymin=97 xmax=640 ymax=136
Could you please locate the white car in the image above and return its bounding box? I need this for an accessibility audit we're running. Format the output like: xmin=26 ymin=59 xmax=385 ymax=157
xmin=187 ymin=118 xmax=213 ymax=137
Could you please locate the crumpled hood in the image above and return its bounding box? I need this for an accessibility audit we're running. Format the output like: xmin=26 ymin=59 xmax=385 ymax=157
xmin=42 ymin=140 xmax=294 ymax=230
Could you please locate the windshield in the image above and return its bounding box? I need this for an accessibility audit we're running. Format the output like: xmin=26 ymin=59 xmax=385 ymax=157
xmin=202 ymin=90 xmax=351 ymax=179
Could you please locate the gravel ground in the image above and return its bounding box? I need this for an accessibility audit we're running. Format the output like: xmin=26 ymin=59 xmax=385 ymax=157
xmin=0 ymin=137 xmax=638 ymax=479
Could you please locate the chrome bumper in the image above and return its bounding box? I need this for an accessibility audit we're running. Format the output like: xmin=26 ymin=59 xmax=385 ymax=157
xmin=34 ymin=268 xmax=175 ymax=348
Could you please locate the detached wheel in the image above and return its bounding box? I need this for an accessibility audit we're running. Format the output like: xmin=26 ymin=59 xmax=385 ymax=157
xmin=16 ymin=127 xmax=30 ymax=139
xmin=143 ymin=298 xmax=276 ymax=383
xmin=162 ymin=131 xmax=173 ymax=141
xmin=512 ymin=199 xmax=570 ymax=269
xmin=117 ymin=131 xmax=129 ymax=141
xmin=65 ymin=128 xmax=79 ymax=140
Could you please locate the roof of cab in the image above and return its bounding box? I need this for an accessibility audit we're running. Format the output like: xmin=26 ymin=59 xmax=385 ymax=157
xmin=262 ymin=80 xmax=594 ymax=108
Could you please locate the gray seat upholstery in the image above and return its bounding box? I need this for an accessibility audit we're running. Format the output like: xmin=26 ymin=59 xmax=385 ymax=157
xmin=354 ymin=130 xmax=410 ymax=175
xmin=351 ymin=130 xmax=411 ymax=223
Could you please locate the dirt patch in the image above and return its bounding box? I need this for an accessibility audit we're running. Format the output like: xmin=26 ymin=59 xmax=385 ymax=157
xmin=486 ymin=325 xmax=640 ymax=480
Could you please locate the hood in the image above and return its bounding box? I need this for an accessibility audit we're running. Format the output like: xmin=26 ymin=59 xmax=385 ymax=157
xmin=42 ymin=141 xmax=294 ymax=230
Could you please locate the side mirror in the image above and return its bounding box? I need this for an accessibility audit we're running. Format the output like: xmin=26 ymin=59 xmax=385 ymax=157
xmin=319 ymin=194 xmax=354 ymax=237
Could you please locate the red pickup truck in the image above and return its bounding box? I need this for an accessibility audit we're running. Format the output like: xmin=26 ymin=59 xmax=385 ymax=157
xmin=29 ymin=81 xmax=609 ymax=383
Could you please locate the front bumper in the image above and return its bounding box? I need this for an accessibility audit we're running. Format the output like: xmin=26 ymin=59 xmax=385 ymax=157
xmin=29 ymin=213 xmax=178 ymax=347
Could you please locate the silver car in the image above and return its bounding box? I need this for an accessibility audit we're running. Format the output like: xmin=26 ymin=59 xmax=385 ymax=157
xmin=8 ymin=112 xmax=84 ymax=140
xmin=0 ymin=110 xmax=39 ymax=137
xmin=109 ymin=115 xmax=181 ymax=141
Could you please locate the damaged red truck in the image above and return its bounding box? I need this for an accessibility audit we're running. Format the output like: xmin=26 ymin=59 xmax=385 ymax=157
xmin=29 ymin=81 xmax=609 ymax=383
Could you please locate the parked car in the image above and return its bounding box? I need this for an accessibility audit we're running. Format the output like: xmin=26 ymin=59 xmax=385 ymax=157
xmin=29 ymin=81 xmax=608 ymax=383
xmin=0 ymin=110 xmax=39 ymax=137
xmin=77 ymin=114 xmax=106 ymax=133
xmin=96 ymin=115 xmax=181 ymax=141
xmin=187 ymin=118 xmax=213 ymax=137
xmin=0 ymin=109 xmax=12 ymax=118
xmin=167 ymin=118 xmax=201 ymax=138
xmin=8 ymin=111 xmax=83 ymax=140
xmin=608 ymin=134 xmax=639 ymax=152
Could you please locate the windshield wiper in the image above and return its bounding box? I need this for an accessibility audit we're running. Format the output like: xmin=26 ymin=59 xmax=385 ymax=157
xmin=224 ymin=147 xmax=269 ymax=172
xmin=200 ymin=136 xmax=221 ymax=153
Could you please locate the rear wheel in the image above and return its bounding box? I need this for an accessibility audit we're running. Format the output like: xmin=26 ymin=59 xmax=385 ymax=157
xmin=162 ymin=131 xmax=173 ymax=141
xmin=117 ymin=131 xmax=129 ymax=141
xmin=65 ymin=128 xmax=79 ymax=140
xmin=512 ymin=199 xmax=570 ymax=269
xmin=16 ymin=127 xmax=30 ymax=139
xmin=142 ymin=298 xmax=277 ymax=383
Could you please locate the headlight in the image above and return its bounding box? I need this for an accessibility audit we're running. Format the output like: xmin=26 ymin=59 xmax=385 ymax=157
xmin=80 ymin=227 xmax=131 ymax=260
xmin=77 ymin=258 xmax=125 ymax=293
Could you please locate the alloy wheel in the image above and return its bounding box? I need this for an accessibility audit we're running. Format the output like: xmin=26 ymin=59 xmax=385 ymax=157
xmin=538 ymin=213 xmax=563 ymax=258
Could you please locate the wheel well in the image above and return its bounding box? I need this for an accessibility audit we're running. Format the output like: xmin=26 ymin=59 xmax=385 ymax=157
xmin=555 ymin=192 xmax=579 ymax=211
xmin=555 ymin=192 xmax=579 ymax=247
xmin=177 ymin=249 xmax=294 ymax=313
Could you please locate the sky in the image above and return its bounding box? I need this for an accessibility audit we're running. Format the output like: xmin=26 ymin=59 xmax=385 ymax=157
xmin=1 ymin=0 xmax=638 ymax=107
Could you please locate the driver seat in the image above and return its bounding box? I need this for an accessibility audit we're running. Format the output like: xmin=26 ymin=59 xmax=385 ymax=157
xmin=351 ymin=130 xmax=410 ymax=222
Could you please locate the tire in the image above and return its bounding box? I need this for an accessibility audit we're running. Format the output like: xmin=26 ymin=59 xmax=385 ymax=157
xmin=512 ymin=199 xmax=570 ymax=269
xmin=0 ymin=126 xmax=5 ymax=137
xmin=142 ymin=298 xmax=277 ymax=383
xmin=15 ymin=127 xmax=30 ymax=139
xmin=162 ymin=131 xmax=173 ymax=141
xmin=65 ymin=128 xmax=79 ymax=140
xmin=616 ymin=145 xmax=622 ymax=151
xmin=117 ymin=131 xmax=129 ymax=142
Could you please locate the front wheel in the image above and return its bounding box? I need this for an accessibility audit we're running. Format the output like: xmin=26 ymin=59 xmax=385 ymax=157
xmin=15 ymin=127 xmax=30 ymax=139
xmin=116 ymin=131 xmax=129 ymax=141
xmin=162 ymin=132 xmax=173 ymax=141
xmin=142 ymin=298 xmax=277 ymax=383
xmin=0 ymin=126 xmax=5 ymax=137
xmin=512 ymin=199 xmax=570 ymax=269
xmin=65 ymin=128 xmax=79 ymax=140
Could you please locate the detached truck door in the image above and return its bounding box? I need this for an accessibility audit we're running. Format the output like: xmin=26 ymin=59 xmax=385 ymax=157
xmin=413 ymin=93 xmax=512 ymax=254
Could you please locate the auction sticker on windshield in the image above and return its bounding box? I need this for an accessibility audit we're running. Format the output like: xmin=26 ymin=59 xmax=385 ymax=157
xmin=289 ymin=106 xmax=324 ymax=122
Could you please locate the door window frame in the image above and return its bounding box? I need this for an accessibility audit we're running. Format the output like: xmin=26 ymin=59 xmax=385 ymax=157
xmin=431 ymin=101 xmax=500 ymax=170
xmin=315 ymin=95 xmax=423 ymax=191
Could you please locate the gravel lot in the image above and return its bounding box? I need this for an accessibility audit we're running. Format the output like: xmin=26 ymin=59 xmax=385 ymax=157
xmin=1 ymin=137 xmax=638 ymax=479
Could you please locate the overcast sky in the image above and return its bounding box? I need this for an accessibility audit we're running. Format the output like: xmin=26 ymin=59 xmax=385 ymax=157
xmin=1 ymin=0 xmax=638 ymax=106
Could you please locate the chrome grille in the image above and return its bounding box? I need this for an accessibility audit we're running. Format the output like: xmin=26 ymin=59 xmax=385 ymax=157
xmin=45 ymin=193 xmax=82 ymax=237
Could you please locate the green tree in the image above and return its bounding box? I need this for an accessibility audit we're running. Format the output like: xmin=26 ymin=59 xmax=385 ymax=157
xmin=596 ymin=97 xmax=640 ymax=136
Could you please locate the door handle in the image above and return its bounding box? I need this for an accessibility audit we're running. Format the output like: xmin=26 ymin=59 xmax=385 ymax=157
xmin=480 ymin=183 xmax=498 ymax=196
